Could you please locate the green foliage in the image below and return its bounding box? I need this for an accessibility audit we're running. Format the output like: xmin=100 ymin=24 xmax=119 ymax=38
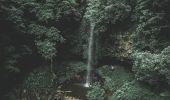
xmin=36 ymin=2 xmax=55 ymax=22
xmin=57 ymin=61 xmax=86 ymax=83
xmin=0 ymin=45 xmax=32 ymax=73
xmin=1 ymin=46 xmax=20 ymax=73
xmin=161 ymin=46 xmax=170 ymax=65
xmin=97 ymin=65 xmax=133 ymax=92
xmin=133 ymin=0 xmax=170 ymax=52
xmin=23 ymin=67 xmax=54 ymax=88
xmin=132 ymin=52 xmax=162 ymax=83
xmin=84 ymin=0 xmax=133 ymax=24
xmin=23 ymin=61 xmax=86 ymax=89
xmin=36 ymin=40 xmax=56 ymax=59
xmin=104 ymin=2 xmax=131 ymax=24
xmin=109 ymin=81 xmax=163 ymax=100
xmin=132 ymin=46 xmax=170 ymax=85
xmin=86 ymin=82 xmax=105 ymax=100
xmin=29 ymin=24 xmax=65 ymax=59
xmin=7 ymin=7 xmax=25 ymax=30
xmin=29 ymin=24 xmax=64 ymax=41
xmin=0 ymin=0 xmax=26 ymax=30
xmin=161 ymin=46 xmax=170 ymax=83
xmin=21 ymin=0 xmax=84 ymax=23
xmin=84 ymin=0 xmax=102 ymax=22
xmin=1 ymin=0 xmax=170 ymax=99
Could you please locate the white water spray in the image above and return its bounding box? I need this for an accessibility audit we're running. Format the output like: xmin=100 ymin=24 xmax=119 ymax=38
xmin=84 ymin=22 xmax=95 ymax=87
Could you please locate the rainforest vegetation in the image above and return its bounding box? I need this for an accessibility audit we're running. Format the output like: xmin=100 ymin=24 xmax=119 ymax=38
xmin=0 ymin=0 xmax=170 ymax=100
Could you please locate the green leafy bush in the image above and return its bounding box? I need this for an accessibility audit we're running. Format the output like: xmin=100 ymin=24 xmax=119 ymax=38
xmin=56 ymin=61 xmax=87 ymax=83
xmin=132 ymin=46 xmax=170 ymax=85
xmin=23 ymin=67 xmax=53 ymax=88
xmin=86 ymin=82 xmax=105 ymax=100
xmin=104 ymin=2 xmax=131 ymax=24
xmin=97 ymin=65 xmax=133 ymax=92
xmin=161 ymin=46 xmax=170 ymax=84
xmin=109 ymin=81 xmax=163 ymax=100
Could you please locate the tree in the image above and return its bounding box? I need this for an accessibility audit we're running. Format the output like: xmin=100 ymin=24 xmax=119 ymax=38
xmin=29 ymin=24 xmax=65 ymax=77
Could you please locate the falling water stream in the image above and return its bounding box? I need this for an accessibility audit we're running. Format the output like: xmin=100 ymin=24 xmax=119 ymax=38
xmin=85 ymin=22 xmax=95 ymax=87
xmin=61 ymin=22 xmax=96 ymax=100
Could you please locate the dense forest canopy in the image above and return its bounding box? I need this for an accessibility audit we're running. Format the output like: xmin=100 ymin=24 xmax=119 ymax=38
xmin=0 ymin=0 xmax=170 ymax=100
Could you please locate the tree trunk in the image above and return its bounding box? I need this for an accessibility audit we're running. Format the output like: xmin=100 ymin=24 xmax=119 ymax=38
xmin=51 ymin=58 xmax=53 ymax=74
xmin=50 ymin=58 xmax=56 ymax=79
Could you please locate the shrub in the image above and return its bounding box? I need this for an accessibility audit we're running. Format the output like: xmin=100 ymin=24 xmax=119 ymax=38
xmin=161 ymin=46 xmax=170 ymax=84
xmin=109 ymin=81 xmax=163 ymax=100
xmin=86 ymin=82 xmax=105 ymax=100
xmin=132 ymin=46 xmax=170 ymax=85
xmin=57 ymin=61 xmax=87 ymax=83
xmin=97 ymin=65 xmax=133 ymax=92
xmin=23 ymin=67 xmax=54 ymax=88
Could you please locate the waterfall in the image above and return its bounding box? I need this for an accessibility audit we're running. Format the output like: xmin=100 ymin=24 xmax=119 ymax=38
xmin=84 ymin=22 xmax=95 ymax=87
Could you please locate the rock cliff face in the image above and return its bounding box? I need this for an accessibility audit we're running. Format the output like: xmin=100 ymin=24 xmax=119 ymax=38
xmin=107 ymin=33 xmax=133 ymax=59
xmin=99 ymin=31 xmax=134 ymax=62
